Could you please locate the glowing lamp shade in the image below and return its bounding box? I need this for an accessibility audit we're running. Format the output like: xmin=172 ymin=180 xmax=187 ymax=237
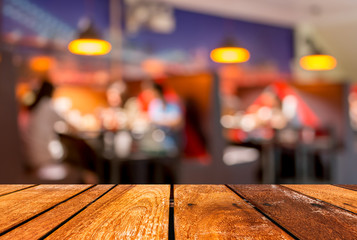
xmin=68 ymin=19 xmax=112 ymax=56
xmin=68 ymin=39 xmax=111 ymax=56
xmin=210 ymin=47 xmax=250 ymax=63
xmin=300 ymin=54 xmax=337 ymax=71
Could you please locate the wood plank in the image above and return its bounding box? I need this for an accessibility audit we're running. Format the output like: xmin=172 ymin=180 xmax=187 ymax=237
xmin=0 ymin=185 xmax=35 ymax=196
xmin=336 ymin=185 xmax=357 ymax=191
xmin=174 ymin=185 xmax=292 ymax=240
xmin=230 ymin=185 xmax=357 ymax=240
xmin=46 ymin=185 xmax=170 ymax=240
xmin=1 ymin=185 xmax=113 ymax=240
xmin=0 ymin=184 xmax=91 ymax=234
xmin=283 ymin=184 xmax=357 ymax=214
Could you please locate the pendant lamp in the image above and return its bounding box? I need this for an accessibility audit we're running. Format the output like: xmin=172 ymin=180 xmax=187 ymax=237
xmin=299 ymin=38 xmax=336 ymax=71
xmin=68 ymin=20 xmax=112 ymax=56
xmin=210 ymin=37 xmax=250 ymax=63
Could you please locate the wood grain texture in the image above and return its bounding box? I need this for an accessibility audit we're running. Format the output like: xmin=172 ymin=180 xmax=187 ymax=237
xmin=230 ymin=185 xmax=357 ymax=240
xmin=0 ymin=185 xmax=35 ymax=196
xmin=0 ymin=184 xmax=91 ymax=234
xmin=174 ymin=185 xmax=292 ymax=240
xmin=46 ymin=185 xmax=170 ymax=240
xmin=1 ymin=185 xmax=113 ymax=240
xmin=283 ymin=184 xmax=357 ymax=213
xmin=336 ymin=185 xmax=357 ymax=191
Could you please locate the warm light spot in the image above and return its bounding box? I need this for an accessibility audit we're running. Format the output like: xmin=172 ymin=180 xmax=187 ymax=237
xmin=300 ymin=54 xmax=337 ymax=71
xmin=220 ymin=115 xmax=235 ymax=128
xmin=141 ymin=58 xmax=165 ymax=77
xmin=223 ymin=146 xmax=259 ymax=166
xmin=68 ymin=39 xmax=112 ymax=55
xmin=210 ymin=47 xmax=250 ymax=63
xmin=48 ymin=140 xmax=64 ymax=160
xmin=257 ymin=107 xmax=272 ymax=121
xmin=29 ymin=56 xmax=54 ymax=72
xmin=241 ymin=114 xmax=256 ymax=132
xmin=282 ymin=95 xmax=298 ymax=120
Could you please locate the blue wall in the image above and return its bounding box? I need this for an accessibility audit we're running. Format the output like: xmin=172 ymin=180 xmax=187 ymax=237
xmin=4 ymin=0 xmax=294 ymax=73
xmin=126 ymin=9 xmax=294 ymax=73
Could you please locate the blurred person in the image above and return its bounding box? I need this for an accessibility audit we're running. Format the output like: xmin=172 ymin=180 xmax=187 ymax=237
xmin=148 ymin=82 xmax=183 ymax=130
xmin=24 ymin=77 xmax=98 ymax=183
xmin=145 ymin=82 xmax=184 ymax=183
xmin=23 ymin=76 xmax=64 ymax=179
xmin=146 ymin=82 xmax=183 ymax=154
xmin=100 ymin=81 xmax=128 ymax=131
xmin=138 ymin=80 xmax=156 ymax=112
xmin=124 ymin=97 xmax=150 ymax=136
xmin=100 ymin=81 xmax=134 ymax=160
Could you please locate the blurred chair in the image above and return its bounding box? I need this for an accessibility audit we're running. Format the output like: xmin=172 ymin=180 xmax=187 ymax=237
xmin=274 ymin=128 xmax=300 ymax=183
xmin=300 ymin=127 xmax=336 ymax=182
xmin=57 ymin=133 xmax=102 ymax=183
xmin=274 ymin=127 xmax=336 ymax=183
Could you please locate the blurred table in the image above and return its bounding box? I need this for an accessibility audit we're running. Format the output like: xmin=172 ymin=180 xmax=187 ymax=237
xmin=0 ymin=184 xmax=356 ymax=239
xmin=58 ymin=130 xmax=178 ymax=184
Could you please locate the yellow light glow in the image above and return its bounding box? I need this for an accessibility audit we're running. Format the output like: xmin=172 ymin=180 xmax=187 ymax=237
xmin=300 ymin=54 xmax=337 ymax=71
xmin=210 ymin=47 xmax=250 ymax=63
xmin=68 ymin=39 xmax=112 ymax=55
xmin=29 ymin=56 xmax=54 ymax=72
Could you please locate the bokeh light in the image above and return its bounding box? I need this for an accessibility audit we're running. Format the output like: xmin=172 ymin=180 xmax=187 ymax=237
xmin=299 ymin=54 xmax=337 ymax=71
xmin=210 ymin=47 xmax=250 ymax=63
xmin=68 ymin=39 xmax=112 ymax=55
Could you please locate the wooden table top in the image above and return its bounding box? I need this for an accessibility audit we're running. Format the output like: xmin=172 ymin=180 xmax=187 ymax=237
xmin=0 ymin=184 xmax=356 ymax=239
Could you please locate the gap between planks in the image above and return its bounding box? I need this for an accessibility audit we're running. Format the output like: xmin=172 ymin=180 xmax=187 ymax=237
xmin=39 ymin=184 xmax=117 ymax=239
xmin=228 ymin=184 xmax=357 ymax=239
xmin=225 ymin=184 xmax=299 ymax=240
xmin=174 ymin=185 xmax=295 ymax=239
xmin=0 ymin=185 xmax=95 ymax=236
xmin=280 ymin=184 xmax=357 ymax=216
xmin=169 ymin=184 xmax=175 ymax=240
xmin=0 ymin=184 xmax=39 ymax=197
xmin=334 ymin=184 xmax=357 ymax=192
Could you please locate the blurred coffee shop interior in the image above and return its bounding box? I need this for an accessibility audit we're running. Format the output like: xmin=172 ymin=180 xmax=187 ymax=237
xmin=1 ymin=0 xmax=357 ymax=184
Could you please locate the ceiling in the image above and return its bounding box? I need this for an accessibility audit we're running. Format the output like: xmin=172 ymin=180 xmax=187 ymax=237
xmin=159 ymin=0 xmax=357 ymax=26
